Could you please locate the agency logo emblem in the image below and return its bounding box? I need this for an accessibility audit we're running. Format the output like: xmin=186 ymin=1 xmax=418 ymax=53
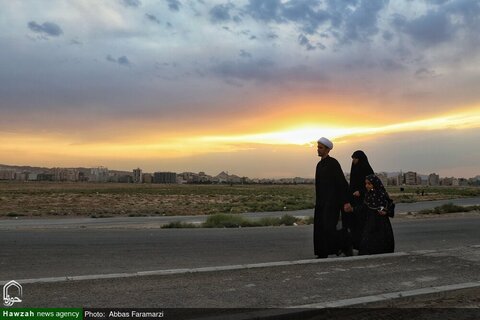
xmin=3 ymin=280 xmax=23 ymax=306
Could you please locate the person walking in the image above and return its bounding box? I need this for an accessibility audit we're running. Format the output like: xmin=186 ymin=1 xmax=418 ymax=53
xmin=314 ymin=137 xmax=353 ymax=258
xmin=345 ymin=150 xmax=374 ymax=250
xmin=359 ymin=174 xmax=395 ymax=255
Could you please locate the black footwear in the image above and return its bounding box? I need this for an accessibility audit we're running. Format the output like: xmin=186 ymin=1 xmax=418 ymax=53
xmin=342 ymin=245 xmax=353 ymax=257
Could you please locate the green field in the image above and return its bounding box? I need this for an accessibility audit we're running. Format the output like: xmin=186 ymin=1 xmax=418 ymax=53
xmin=0 ymin=181 xmax=479 ymax=218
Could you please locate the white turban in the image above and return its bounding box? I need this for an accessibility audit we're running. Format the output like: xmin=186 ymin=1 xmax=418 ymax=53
xmin=318 ymin=137 xmax=333 ymax=149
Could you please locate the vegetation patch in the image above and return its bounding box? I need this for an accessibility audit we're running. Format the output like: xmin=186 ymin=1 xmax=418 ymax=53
xmin=6 ymin=212 xmax=25 ymax=217
xmin=1 ymin=182 xmax=479 ymax=218
xmin=162 ymin=214 xmax=307 ymax=229
xmin=418 ymin=203 xmax=480 ymax=215
xmin=161 ymin=221 xmax=198 ymax=228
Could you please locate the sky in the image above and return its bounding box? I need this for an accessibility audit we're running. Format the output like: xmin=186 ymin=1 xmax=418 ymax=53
xmin=1 ymin=0 xmax=480 ymax=178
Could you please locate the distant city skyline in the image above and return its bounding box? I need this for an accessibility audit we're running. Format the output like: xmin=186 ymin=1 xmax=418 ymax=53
xmin=1 ymin=1 xmax=480 ymax=178
xmin=1 ymin=162 xmax=479 ymax=181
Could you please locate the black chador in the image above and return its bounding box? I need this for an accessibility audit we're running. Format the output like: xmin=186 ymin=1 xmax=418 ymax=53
xmin=314 ymin=155 xmax=350 ymax=258
xmin=346 ymin=150 xmax=374 ymax=249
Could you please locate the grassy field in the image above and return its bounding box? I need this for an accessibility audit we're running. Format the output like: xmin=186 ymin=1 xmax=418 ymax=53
xmin=0 ymin=181 xmax=479 ymax=218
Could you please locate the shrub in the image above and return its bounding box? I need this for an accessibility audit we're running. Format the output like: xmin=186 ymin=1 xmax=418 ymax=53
xmin=304 ymin=216 xmax=314 ymax=225
xmin=279 ymin=214 xmax=300 ymax=226
xmin=418 ymin=203 xmax=473 ymax=214
xmin=203 ymin=214 xmax=257 ymax=228
xmin=161 ymin=221 xmax=197 ymax=228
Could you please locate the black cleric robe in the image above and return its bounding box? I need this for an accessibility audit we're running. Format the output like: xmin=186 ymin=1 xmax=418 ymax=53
xmin=314 ymin=155 xmax=350 ymax=258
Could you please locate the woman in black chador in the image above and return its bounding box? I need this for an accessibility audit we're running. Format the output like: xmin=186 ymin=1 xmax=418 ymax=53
xmin=359 ymin=174 xmax=395 ymax=255
xmin=345 ymin=150 xmax=374 ymax=250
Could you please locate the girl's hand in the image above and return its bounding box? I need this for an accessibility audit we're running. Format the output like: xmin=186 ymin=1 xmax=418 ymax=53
xmin=377 ymin=210 xmax=387 ymax=216
xmin=353 ymin=191 xmax=360 ymax=197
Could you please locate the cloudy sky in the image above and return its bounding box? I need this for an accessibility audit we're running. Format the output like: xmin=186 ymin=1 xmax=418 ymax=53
xmin=1 ymin=0 xmax=480 ymax=178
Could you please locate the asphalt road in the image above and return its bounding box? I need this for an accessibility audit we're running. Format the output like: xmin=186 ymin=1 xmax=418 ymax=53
xmin=1 ymin=214 xmax=480 ymax=281
xmin=1 ymin=196 xmax=480 ymax=229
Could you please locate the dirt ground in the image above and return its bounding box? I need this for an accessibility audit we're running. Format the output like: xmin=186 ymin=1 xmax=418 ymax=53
xmin=0 ymin=182 xmax=478 ymax=218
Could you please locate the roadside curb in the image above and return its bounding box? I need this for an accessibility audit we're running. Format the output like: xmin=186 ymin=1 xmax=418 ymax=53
xmin=1 ymin=252 xmax=408 ymax=285
xmin=193 ymin=282 xmax=480 ymax=320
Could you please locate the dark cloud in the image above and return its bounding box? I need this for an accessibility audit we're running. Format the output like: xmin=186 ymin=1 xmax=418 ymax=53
xmin=241 ymin=0 xmax=386 ymax=45
xmin=27 ymin=21 xmax=63 ymax=37
xmin=106 ymin=55 xmax=132 ymax=67
xmin=210 ymin=59 xmax=276 ymax=82
xmin=444 ymin=0 xmax=480 ymax=26
xmin=209 ymin=59 xmax=329 ymax=85
xmin=381 ymin=59 xmax=405 ymax=71
xmin=427 ymin=0 xmax=450 ymax=4
xmin=401 ymin=11 xmax=453 ymax=46
xmin=118 ymin=56 xmax=131 ymax=66
xmin=239 ymin=50 xmax=252 ymax=58
xmin=167 ymin=0 xmax=182 ymax=11
xmin=121 ymin=0 xmax=141 ymax=7
xmin=337 ymin=0 xmax=388 ymax=44
xmin=145 ymin=13 xmax=161 ymax=24
xmin=415 ymin=68 xmax=438 ymax=79
xmin=266 ymin=32 xmax=278 ymax=39
xmin=243 ymin=0 xmax=330 ymax=34
xmin=392 ymin=1 xmax=480 ymax=47
xmin=244 ymin=0 xmax=285 ymax=23
xmin=382 ymin=30 xmax=394 ymax=41
xmin=239 ymin=29 xmax=257 ymax=40
xmin=298 ymin=34 xmax=315 ymax=50
xmin=210 ymin=3 xmax=235 ymax=23
xmin=106 ymin=55 xmax=117 ymax=63
xmin=282 ymin=0 xmax=330 ymax=35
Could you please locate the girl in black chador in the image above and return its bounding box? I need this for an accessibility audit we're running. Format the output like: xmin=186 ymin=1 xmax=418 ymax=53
xmin=359 ymin=174 xmax=395 ymax=255
xmin=345 ymin=150 xmax=374 ymax=250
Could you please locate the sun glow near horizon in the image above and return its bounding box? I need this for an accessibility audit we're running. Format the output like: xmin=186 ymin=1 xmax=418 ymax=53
xmin=2 ymin=107 xmax=480 ymax=169
xmin=197 ymin=106 xmax=480 ymax=147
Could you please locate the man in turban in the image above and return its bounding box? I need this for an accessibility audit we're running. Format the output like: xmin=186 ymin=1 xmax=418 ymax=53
xmin=314 ymin=137 xmax=353 ymax=258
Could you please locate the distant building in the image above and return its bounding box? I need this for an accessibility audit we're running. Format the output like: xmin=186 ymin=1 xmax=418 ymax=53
xmin=416 ymin=175 xmax=423 ymax=185
xmin=37 ymin=173 xmax=54 ymax=181
xmin=387 ymin=177 xmax=398 ymax=186
xmin=428 ymin=173 xmax=440 ymax=186
xmin=404 ymin=171 xmax=417 ymax=185
xmin=376 ymin=172 xmax=388 ymax=187
xmin=15 ymin=172 xmax=28 ymax=181
xmin=28 ymin=173 xmax=38 ymax=181
xmin=118 ymin=175 xmax=133 ymax=183
xmin=440 ymin=177 xmax=453 ymax=186
xmin=397 ymin=172 xmax=404 ymax=185
xmin=53 ymin=168 xmax=79 ymax=182
xmin=90 ymin=166 xmax=109 ymax=182
xmin=216 ymin=171 xmax=229 ymax=183
xmin=0 ymin=170 xmax=16 ymax=180
xmin=153 ymin=172 xmax=177 ymax=184
xmin=133 ymin=168 xmax=143 ymax=183
xmin=142 ymin=173 xmax=153 ymax=183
